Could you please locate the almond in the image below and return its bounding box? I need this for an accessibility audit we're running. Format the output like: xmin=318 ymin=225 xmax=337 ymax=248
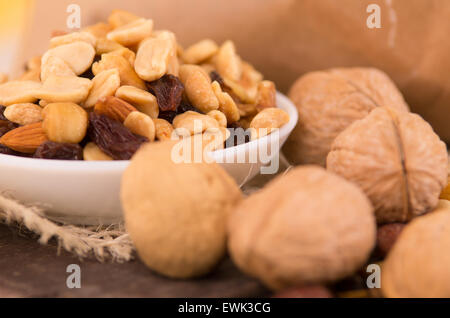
xmin=0 ymin=122 xmax=48 ymax=153
xmin=94 ymin=96 xmax=137 ymax=123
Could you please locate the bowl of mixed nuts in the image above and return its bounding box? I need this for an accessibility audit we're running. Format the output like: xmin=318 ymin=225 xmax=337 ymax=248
xmin=0 ymin=10 xmax=295 ymax=224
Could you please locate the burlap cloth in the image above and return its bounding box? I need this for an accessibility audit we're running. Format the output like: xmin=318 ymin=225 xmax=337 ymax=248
xmin=0 ymin=155 xmax=292 ymax=263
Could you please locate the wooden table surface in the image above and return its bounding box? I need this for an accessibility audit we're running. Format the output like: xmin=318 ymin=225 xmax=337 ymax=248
xmin=0 ymin=224 xmax=268 ymax=298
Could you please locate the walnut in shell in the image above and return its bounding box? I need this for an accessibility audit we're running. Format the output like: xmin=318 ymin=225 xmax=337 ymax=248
xmin=382 ymin=200 xmax=450 ymax=297
xmin=228 ymin=166 xmax=376 ymax=291
xmin=283 ymin=68 xmax=409 ymax=166
xmin=121 ymin=141 xmax=242 ymax=279
xmin=327 ymin=106 xmax=448 ymax=224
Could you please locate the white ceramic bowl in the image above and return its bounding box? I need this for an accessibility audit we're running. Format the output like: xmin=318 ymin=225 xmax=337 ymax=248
xmin=0 ymin=93 xmax=298 ymax=225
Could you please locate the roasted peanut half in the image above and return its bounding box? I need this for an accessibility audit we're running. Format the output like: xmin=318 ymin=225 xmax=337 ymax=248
xmin=110 ymin=47 xmax=136 ymax=66
xmin=83 ymin=142 xmax=113 ymax=161
xmin=124 ymin=111 xmax=156 ymax=142
xmin=238 ymin=62 xmax=264 ymax=102
xmin=115 ymin=85 xmax=159 ymax=119
xmin=83 ymin=22 xmax=112 ymax=38
xmin=256 ymin=80 xmax=277 ymax=111
xmin=19 ymin=68 xmax=41 ymax=82
xmin=0 ymin=81 xmax=41 ymax=106
xmin=179 ymin=65 xmax=219 ymax=113
xmin=42 ymin=103 xmax=88 ymax=144
xmin=211 ymin=81 xmax=240 ymax=123
xmin=26 ymin=56 xmax=42 ymax=71
xmin=0 ymin=72 xmax=8 ymax=84
xmin=4 ymin=103 xmax=43 ymax=126
xmin=50 ymin=31 xmax=97 ymax=48
xmin=173 ymin=111 xmax=220 ymax=137
xmin=154 ymin=118 xmax=174 ymax=141
xmin=95 ymin=38 xmax=124 ymax=55
xmin=34 ymin=75 xmax=93 ymax=104
xmin=182 ymin=39 xmax=219 ymax=65
xmin=215 ymin=41 xmax=242 ymax=82
xmin=207 ymin=110 xmax=227 ymax=128
xmin=40 ymin=56 xmax=76 ymax=82
xmin=93 ymin=52 xmax=146 ymax=90
xmin=84 ymin=69 xmax=121 ymax=108
xmin=107 ymin=18 xmax=153 ymax=47
xmin=42 ymin=41 xmax=95 ymax=75
xmin=249 ymin=108 xmax=290 ymax=140
xmin=108 ymin=9 xmax=140 ymax=29
xmin=237 ymin=103 xmax=258 ymax=118
xmin=94 ymin=96 xmax=137 ymax=123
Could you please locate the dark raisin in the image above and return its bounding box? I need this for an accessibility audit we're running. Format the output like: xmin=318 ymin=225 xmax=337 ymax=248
xmin=33 ymin=141 xmax=83 ymax=160
xmin=88 ymin=113 xmax=148 ymax=160
xmin=0 ymin=106 xmax=8 ymax=121
xmin=178 ymin=100 xmax=203 ymax=114
xmin=158 ymin=100 xmax=202 ymax=124
xmin=158 ymin=111 xmax=178 ymax=124
xmin=0 ymin=118 xmax=19 ymax=138
xmin=0 ymin=145 xmax=23 ymax=157
xmin=147 ymin=74 xmax=184 ymax=112
xmin=226 ymin=122 xmax=251 ymax=148
xmin=209 ymin=71 xmax=225 ymax=86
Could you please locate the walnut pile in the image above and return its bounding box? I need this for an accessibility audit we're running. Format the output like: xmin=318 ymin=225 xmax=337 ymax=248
xmin=227 ymin=166 xmax=376 ymax=290
xmin=284 ymin=68 xmax=409 ymax=166
xmin=327 ymin=106 xmax=448 ymax=224
xmin=121 ymin=141 xmax=242 ymax=279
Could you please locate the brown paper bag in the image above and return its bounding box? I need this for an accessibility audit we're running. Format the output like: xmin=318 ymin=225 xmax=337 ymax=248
xmin=16 ymin=0 xmax=450 ymax=141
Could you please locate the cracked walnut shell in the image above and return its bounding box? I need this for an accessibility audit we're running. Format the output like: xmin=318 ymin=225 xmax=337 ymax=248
xmin=228 ymin=166 xmax=376 ymax=290
xmin=284 ymin=68 xmax=409 ymax=166
xmin=327 ymin=106 xmax=448 ymax=224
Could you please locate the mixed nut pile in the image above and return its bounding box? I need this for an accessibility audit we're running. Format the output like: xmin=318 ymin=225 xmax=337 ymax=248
xmin=0 ymin=10 xmax=289 ymax=161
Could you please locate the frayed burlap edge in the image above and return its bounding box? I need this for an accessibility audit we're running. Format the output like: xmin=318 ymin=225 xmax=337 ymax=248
xmin=0 ymin=194 xmax=134 ymax=263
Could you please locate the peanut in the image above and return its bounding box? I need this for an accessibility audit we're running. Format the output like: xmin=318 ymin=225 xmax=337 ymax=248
xmin=83 ymin=142 xmax=113 ymax=161
xmin=215 ymin=41 xmax=242 ymax=82
xmin=154 ymin=118 xmax=174 ymax=141
xmin=50 ymin=31 xmax=97 ymax=48
xmin=256 ymin=80 xmax=277 ymax=111
xmin=42 ymin=103 xmax=88 ymax=144
xmin=211 ymin=81 xmax=240 ymax=123
xmin=0 ymin=72 xmax=8 ymax=84
xmin=83 ymin=22 xmax=112 ymax=38
xmin=115 ymin=85 xmax=159 ymax=119
xmin=0 ymin=81 xmax=41 ymax=106
xmin=4 ymin=103 xmax=43 ymax=126
xmin=237 ymin=103 xmax=258 ymax=118
xmin=40 ymin=56 xmax=76 ymax=82
xmin=19 ymin=68 xmax=41 ymax=82
xmin=238 ymin=62 xmax=263 ymax=102
xmin=124 ymin=111 xmax=156 ymax=142
xmin=182 ymin=39 xmax=219 ymax=64
xmin=107 ymin=18 xmax=153 ymax=47
xmin=179 ymin=65 xmax=219 ymax=113
xmin=250 ymin=108 xmax=290 ymax=140
xmin=108 ymin=10 xmax=140 ymax=29
xmin=26 ymin=56 xmax=42 ymax=71
xmin=207 ymin=110 xmax=227 ymax=128
xmin=84 ymin=69 xmax=121 ymax=108
xmin=173 ymin=111 xmax=220 ymax=137
xmin=34 ymin=75 xmax=93 ymax=104
xmin=95 ymin=38 xmax=124 ymax=55
xmin=41 ymin=41 xmax=95 ymax=75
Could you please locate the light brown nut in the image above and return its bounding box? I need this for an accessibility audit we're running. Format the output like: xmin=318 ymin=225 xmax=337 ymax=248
xmin=93 ymin=52 xmax=146 ymax=90
xmin=50 ymin=31 xmax=97 ymax=48
xmin=34 ymin=75 xmax=93 ymax=104
xmin=215 ymin=41 xmax=242 ymax=82
xmin=135 ymin=35 xmax=175 ymax=82
xmin=179 ymin=65 xmax=219 ymax=113
xmin=0 ymin=122 xmax=48 ymax=153
xmin=115 ymin=85 xmax=159 ymax=119
xmin=207 ymin=110 xmax=227 ymax=128
xmin=238 ymin=61 xmax=263 ymax=102
xmin=155 ymin=31 xmax=179 ymax=77
xmin=256 ymin=80 xmax=277 ymax=111
xmin=41 ymin=41 xmax=95 ymax=75
xmin=4 ymin=103 xmax=43 ymax=126
xmin=42 ymin=103 xmax=88 ymax=143
xmin=237 ymin=103 xmax=258 ymax=118
xmin=19 ymin=68 xmax=41 ymax=82
xmin=107 ymin=18 xmax=153 ymax=47
xmin=200 ymin=63 xmax=216 ymax=75
xmin=202 ymin=127 xmax=230 ymax=151
xmin=83 ymin=142 xmax=113 ymax=161
xmin=154 ymin=118 xmax=174 ymax=141
xmin=95 ymin=38 xmax=124 ymax=55
xmin=0 ymin=81 xmax=41 ymax=106
xmin=108 ymin=9 xmax=140 ymax=29
xmin=26 ymin=56 xmax=42 ymax=70
xmin=84 ymin=69 xmax=121 ymax=108
xmin=0 ymin=72 xmax=8 ymax=84
xmin=211 ymin=81 xmax=240 ymax=123
xmin=40 ymin=56 xmax=76 ymax=82
xmin=250 ymin=108 xmax=290 ymax=140
xmin=111 ymin=47 xmax=136 ymax=66
xmin=182 ymin=39 xmax=219 ymax=65
xmin=173 ymin=111 xmax=220 ymax=137
xmin=94 ymin=96 xmax=137 ymax=123
xmin=124 ymin=111 xmax=156 ymax=142
xmin=83 ymin=22 xmax=112 ymax=38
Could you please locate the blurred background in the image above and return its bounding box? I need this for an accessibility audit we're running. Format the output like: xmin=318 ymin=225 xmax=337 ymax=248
xmin=1 ymin=0 xmax=450 ymax=141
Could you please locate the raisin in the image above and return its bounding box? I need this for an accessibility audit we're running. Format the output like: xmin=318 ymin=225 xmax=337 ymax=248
xmin=158 ymin=100 xmax=202 ymax=124
xmin=209 ymin=71 xmax=225 ymax=87
xmin=0 ymin=144 xmax=24 ymax=157
xmin=33 ymin=141 xmax=83 ymax=160
xmin=158 ymin=111 xmax=178 ymax=124
xmin=0 ymin=107 xmax=19 ymax=138
xmin=147 ymin=74 xmax=184 ymax=112
xmin=0 ymin=106 xmax=8 ymax=121
xmin=88 ymin=113 xmax=148 ymax=160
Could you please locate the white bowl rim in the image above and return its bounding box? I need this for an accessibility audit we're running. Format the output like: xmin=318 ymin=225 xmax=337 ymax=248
xmin=0 ymin=92 xmax=298 ymax=173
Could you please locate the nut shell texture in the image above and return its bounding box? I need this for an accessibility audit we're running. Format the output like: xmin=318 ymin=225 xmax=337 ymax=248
xmin=327 ymin=107 xmax=448 ymax=223
xmin=228 ymin=166 xmax=376 ymax=290
xmin=284 ymin=68 xmax=409 ymax=166
xmin=382 ymin=200 xmax=450 ymax=298
xmin=121 ymin=141 xmax=242 ymax=278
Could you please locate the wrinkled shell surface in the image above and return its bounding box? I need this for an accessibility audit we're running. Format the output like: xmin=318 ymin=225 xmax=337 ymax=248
xmin=327 ymin=107 xmax=448 ymax=223
xmin=382 ymin=200 xmax=450 ymax=298
xmin=228 ymin=166 xmax=376 ymax=290
xmin=121 ymin=141 xmax=242 ymax=279
xmin=284 ymin=68 xmax=409 ymax=166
